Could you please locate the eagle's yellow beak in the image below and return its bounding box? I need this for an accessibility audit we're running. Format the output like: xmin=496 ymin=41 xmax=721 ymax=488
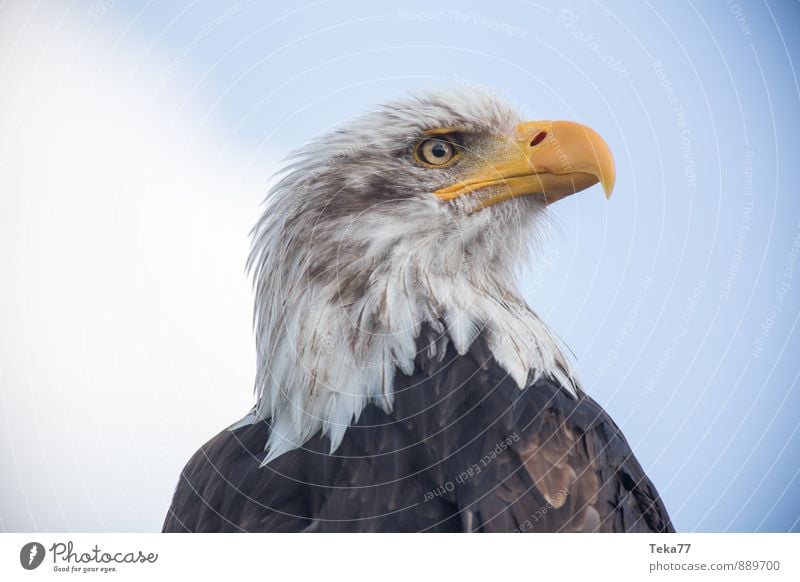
xmin=434 ymin=120 xmax=615 ymax=209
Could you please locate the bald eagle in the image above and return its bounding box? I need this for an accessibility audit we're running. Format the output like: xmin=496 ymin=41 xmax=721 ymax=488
xmin=163 ymin=89 xmax=673 ymax=533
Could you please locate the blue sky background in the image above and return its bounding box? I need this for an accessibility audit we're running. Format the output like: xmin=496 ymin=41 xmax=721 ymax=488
xmin=1 ymin=0 xmax=798 ymax=532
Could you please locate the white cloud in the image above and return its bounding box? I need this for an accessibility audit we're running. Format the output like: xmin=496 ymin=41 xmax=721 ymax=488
xmin=0 ymin=3 xmax=268 ymax=531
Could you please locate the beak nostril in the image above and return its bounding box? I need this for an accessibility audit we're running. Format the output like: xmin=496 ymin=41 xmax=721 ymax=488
xmin=530 ymin=131 xmax=548 ymax=147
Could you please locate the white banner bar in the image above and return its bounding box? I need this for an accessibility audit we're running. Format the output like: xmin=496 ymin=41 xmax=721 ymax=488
xmin=1 ymin=533 xmax=797 ymax=581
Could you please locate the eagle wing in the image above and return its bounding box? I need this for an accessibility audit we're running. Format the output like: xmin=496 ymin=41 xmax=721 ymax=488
xmin=446 ymin=376 xmax=674 ymax=532
xmin=161 ymin=420 xmax=317 ymax=532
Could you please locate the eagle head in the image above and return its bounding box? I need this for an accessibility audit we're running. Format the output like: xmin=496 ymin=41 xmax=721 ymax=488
xmin=245 ymin=88 xmax=615 ymax=463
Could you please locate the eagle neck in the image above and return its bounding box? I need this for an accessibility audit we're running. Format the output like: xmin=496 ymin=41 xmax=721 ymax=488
xmin=248 ymin=234 xmax=578 ymax=463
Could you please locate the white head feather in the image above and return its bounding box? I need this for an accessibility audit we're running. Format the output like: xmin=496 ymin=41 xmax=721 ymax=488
xmin=242 ymin=88 xmax=579 ymax=463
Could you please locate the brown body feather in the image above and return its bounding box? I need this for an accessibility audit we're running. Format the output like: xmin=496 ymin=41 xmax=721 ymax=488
xmin=164 ymin=329 xmax=673 ymax=533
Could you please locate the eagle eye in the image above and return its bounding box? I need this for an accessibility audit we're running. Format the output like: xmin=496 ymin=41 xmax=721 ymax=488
xmin=414 ymin=137 xmax=460 ymax=167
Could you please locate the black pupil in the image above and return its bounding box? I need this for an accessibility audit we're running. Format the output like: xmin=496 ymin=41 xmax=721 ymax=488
xmin=431 ymin=143 xmax=447 ymax=158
